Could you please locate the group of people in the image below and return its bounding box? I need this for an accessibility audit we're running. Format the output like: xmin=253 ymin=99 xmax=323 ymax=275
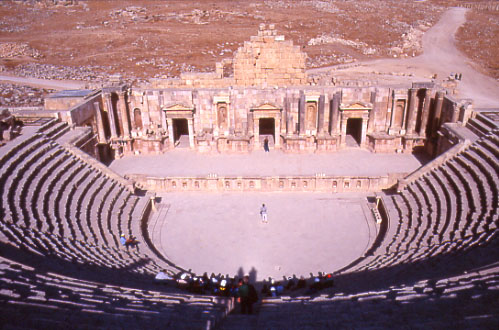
xmin=120 ymin=234 xmax=138 ymax=248
xmin=451 ymin=72 xmax=463 ymax=81
xmin=170 ymin=272 xmax=259 ymax=314
xmin=261 ymin=273 xmax=335 ymax=297
xmin=156 ymin=270 xmax=335 ymax=314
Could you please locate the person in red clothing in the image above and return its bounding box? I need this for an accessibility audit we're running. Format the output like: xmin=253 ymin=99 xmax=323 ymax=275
xmin=126 ymin=235 xmax=138 ymax=248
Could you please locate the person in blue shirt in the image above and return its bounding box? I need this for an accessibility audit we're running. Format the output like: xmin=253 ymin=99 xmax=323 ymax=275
xmin=120 ymin=234 xmax=126 ymax=246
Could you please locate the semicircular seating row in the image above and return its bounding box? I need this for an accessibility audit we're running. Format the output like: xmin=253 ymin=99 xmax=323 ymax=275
xmin=354 ymin=129 xmax=498 ymax=272
xmin=0 ymin=254 xmax=230 ymax=329
xmin=0 ymin=120 xmax=497 ymax=328
xmin=0 ymin=121 xmax=172 ymax=276
xmin=255 ymin=129 xmax=499 ymax=328
xmin=0 ymin=120 xmax=233 ymax=328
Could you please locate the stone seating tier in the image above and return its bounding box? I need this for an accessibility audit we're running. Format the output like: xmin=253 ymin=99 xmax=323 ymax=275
xmin=0 ymin=255 xmax=230 ymax=329
xmin=351 ymin=131 xmax=498 ymax=273
xmin=0 ymin=124 xmax=181 ymax=279
xmin=0 ymin=123 xmax=497 ymax=328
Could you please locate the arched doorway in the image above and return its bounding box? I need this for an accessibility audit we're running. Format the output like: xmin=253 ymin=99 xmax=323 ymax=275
xmin=346 ymin=118 xmax=362 ymax=146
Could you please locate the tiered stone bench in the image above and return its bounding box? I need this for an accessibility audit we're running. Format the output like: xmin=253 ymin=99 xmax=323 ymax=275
xmin=0 ymin=123 xmax=182 ymax=277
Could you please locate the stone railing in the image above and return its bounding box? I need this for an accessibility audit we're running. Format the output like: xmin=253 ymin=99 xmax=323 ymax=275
xmin=64 ymin=144 xmax=135 ymax=192
xmin=397 ymin=137 xmax=472 ymax=192
xmin=126 ymin=173 xmax=405 ymax=193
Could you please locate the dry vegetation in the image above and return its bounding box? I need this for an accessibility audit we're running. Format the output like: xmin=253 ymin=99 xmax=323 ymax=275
xmin=0 ymin=0 xmax=496 ymax=82
xmin=0 ymin=0 xmax=445 ymax=81
xmin=456 ymin=7 xmax=499 ymax=79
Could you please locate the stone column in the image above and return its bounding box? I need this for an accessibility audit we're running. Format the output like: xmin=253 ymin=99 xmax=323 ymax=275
xmin=142 ymin=92 xmax=151 ymax=127
xmin=283 ymin=97 xmax=290 ymax=134
xmin=248 ymin=112 xmax=254 ymax=135
xmin=103 ymin=93 xmax=117 ymax=138
xmin=160 ymin=110 xmax=167 ymax=132
xmin=317 ymin=95 xmax=325 ymax=134
xmin=330 ymin=92 xmax=340 ymax=134
xmin=388 ymin=92 xmax=399 ymax=135
xmin=275 ymin=114 xmax=281 ymax=148
xmin=118 ymin=91 xmax=130 ymax=137
xmin=298 ymin=92 xmax=306 ymax=135
xmin=360 ymin=117 xmax=369 ymax=147
xmin=432 ymin=91 xmax=445 ymax=137
xmin=385 ymin=90 xmax=393 ymax=132
xmin=167 ymin=118 xmax=175 ymax=148
xmin=213 ymin=103 xmax=220 ymax=137
xmin=367 ymin=91 xmax=377 ymax=134
xmin=253 ymin=116 xmax=260 ymax=148
xmin=93 ymin=102 xmax=106 ymax=142
xmin=340 ymin=116 xmax=347 ymax=146
xmin=406 ymin=89 xmax=418 ymax=135
xmin=419 ymin=89 xmax=432 ymax=136
xmin=188 ymin=118 xmax=195 ymax=148
xmin=400 ymin=100 xmax=408 ymax=134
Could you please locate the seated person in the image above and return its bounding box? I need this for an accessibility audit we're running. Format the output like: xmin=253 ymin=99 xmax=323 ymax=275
xmin=295 ymin=276 xmax=306 ymax=290
xmin=126 ymin=235 xmax=138 ymax=247
xmin=154 ymin=270 xmax=173 ymax=285
xmin=120 ymin=234 xmax=126 ymax=246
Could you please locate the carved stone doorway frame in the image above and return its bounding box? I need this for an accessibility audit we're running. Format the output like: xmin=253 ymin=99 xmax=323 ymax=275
xmin=163 ymin=104 xmax=195 ymax=149
xmin=250 ymin=103 xmax=282 ymax=149
xmin=339 ymin=102 xmax=372 ymax=148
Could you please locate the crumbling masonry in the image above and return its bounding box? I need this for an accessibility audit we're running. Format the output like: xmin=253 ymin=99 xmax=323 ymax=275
xmin=44 ymin=24 xmax=472 ymax=161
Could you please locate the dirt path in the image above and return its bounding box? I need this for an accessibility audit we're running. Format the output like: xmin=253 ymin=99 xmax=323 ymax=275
xmin=0 ymin=74 xmax=86 ymax=90
xmin=310 ymin=8 xmax=499 ymax=108
xmin=1 ymin=8 xmax=497 ymax=108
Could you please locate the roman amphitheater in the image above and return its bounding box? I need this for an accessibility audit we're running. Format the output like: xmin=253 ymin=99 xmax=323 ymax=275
xmin=0 ymin=1 xmax=498 ymax=329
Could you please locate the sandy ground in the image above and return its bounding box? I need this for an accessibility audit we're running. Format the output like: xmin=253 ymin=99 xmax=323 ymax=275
xmin=312 ymin=8 xmax=499 ymax=108
xmin=3 ymin=7 xmax=497 ymax=109
xmin=0 ymin=0 xmax=445 ymax=78
xmin=150 ymin=192 xmax=375 ymax=280
xmin=110 ymin=148 xmax=423 ymax=178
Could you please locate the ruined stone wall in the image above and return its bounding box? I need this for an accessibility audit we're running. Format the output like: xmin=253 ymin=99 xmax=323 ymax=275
xmin=45 ymin=96 xmax=85 ymax=111
xmin=68 ymin=93 xmax=101 ymax=127
xmin=233 ymin=24 xmax=307 ymax=87
xmin=78 ymin=24 xmax=463 ymax=156
xmin=149 ymin=24 xmax=306 ymax=89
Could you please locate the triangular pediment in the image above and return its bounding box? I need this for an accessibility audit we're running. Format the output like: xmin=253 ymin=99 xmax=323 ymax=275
xmin=164 ymin=103 xmax=193 ymax=111
xmin=252 ymin=103 xmax=280 ymax=111
xmin=341 ymin=102 xmax=372 ymax=110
